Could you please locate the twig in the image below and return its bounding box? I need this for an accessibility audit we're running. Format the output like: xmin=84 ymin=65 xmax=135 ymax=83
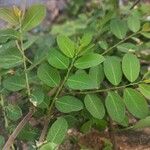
xmin=38 ymin=118 xmax=50 ymax=143
xmin=72 ymin=81 xmax=142 ymax=95
xmin=108 ymin=117 xmax=118 ymax=150
xmin=0 ymin=94 xmax=8 ymax=128
xmin=38 ymin=87 xmax=58 ymax=143
xmin=102 ymin=32 xmax=138 ymax=55
xmin=130 ymin=0 xmax=141 ymax=10
xmin=2 ymin=109 xmax=34 ymax=150
xmin=18 ymin=11 xmax=31 ymax=98
xmin=38 ymin=57 xmax=77 ymax=143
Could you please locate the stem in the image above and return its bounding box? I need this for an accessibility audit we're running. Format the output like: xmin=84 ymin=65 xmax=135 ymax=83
xmin=3 ymin=14 xmax=34 ymax=149
xmin=2 ymin=109 xmax=34 ymax=150
xmin=0 ymin=94 xmax=8 ymax=129
xmin=39 ymin=57 xmax=76 ymax=142
xmin=38 ymin=118 xmax=50 ymax=143
xmin=130 ymin=0 xmax=141 ymax=10
xmin=47 ymin=58 xmax=75 ymax=115
xmin=102 ymin=32 xmax=138 ymax=55
xmin=22 ymin=49 xmax=31 ymax=97
xmin=73 ymin=81 xmax=142 ymax=95
xmin=18 ymin=17 xmax=31 ymax=97
xmin=27 ymin=56 xmax=46 ymax=72
xmin=16 ymin=41 xmax=33 ymax=65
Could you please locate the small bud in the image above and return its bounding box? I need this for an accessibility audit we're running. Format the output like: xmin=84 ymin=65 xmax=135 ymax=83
xmin=13 ymin=5 xmax=22 ymax=17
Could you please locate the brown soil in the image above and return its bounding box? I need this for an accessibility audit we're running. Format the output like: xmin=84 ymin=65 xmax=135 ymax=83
xmin=59 ymin=128 xmax=150 ymax=150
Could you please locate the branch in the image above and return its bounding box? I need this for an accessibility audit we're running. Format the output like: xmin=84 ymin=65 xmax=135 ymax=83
xmin=72 ymin=81 xmax=142 ymax=95
xmin=102 ymin=32 xmax=138 ymax=55
xmin=38 ymin=57 xmax=77 ymax=143
xmin=38 ymin=118 xmax=50 ymax=144
xmin=130 ymin=0 xmax=141 ymax=10
xmin=3 ymin=109 xmax=34 ymax=150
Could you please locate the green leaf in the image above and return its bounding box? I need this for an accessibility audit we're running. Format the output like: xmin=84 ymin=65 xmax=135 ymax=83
xmin=110 ymin=18 xmax=128 ymax=39
xmin=89 ymin=64 xmax=104 ymax=89
xmin=132 ymin=116 xmax=150 ymax=129
xmin=104 ymin=57 xmax=122 ymax=85
xmin=67 ymin=72 xmax=97 ymax=90
xmin=74 ymin=53 xmax=105 ymax=69
xmin=142 ymin=22 xmax=150 ymax=32
xmin=37 ymin=63 xmax=61 ymax=87
xmin=141 ymin=32 xmax=150 ymax=39
xmin=3 ymin=75 xmax=26 ymax=91
xmin=84 ymin=94 xmax=105 ymax=119
xmin=122 ymin=53 xmax=140 ymax=82
xmin=18 ymin=124 xmax=39 ymax=141
xmin=118 ymin=116 xmax=129 ymax=127
xmin=55 ymin=96 xmax=83 ymax=113
xmin=0 ymin=8 xmax=18 ymax=25
xmin=57 ymin=35 xmax=76 ymax=58
xmin=0 ymin=47 xmax=23 ymax=69
xmin=23 ymin=35 xmax=38 ymax=50
xmin=22 ymin=4 xmax=46 ymax=32
xmin=139 ymin=84 xmax=150 ymax=100
xmin=127 ymin=13 xmax=141 ymax=33
xmin=47 ymin=48 xmax=70 ymax=69
xmin=99 ymin=41 xmax=108 ymax=50
xmin=30 ymin=88 xmax=45 ymax=106
xmin=5 ymin=104 xmax=22 ymax=121
xmin=80 ymin=33 xmax=92 ymax=47
xmin=64 ymin=115 xmax=78 ymax=128
xmin=38 ymin=96 xmax=50 ymax=109
xmin=0 ymin=29 xmax=19 ymax=40
xmin=39 ymin=142 xmax=58 ymax=150
xmin=105 ymin=92 xmax=125 ymax=123
xmin=123 ymin=88 xmax=149 ymax=119
xmin=47 ymin=117 xmax=68 ymax=144
xmin=117 ymin=43 xmax=138 ymax=53
xmin=80 ymin=120 xmax=92 ymax=133
xmin=0 ymin=135 xmax=5 ymax=148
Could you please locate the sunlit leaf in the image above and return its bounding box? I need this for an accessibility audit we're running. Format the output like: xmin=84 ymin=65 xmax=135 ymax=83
xmin=57 ymin=35 xmax=76 ymax=58
xmin=139 ymin=84 xmax=150 ymax=100
xmin=22 ymin=4 xmax=46 ymax=31
xmin=0 ymin=8 xmax=19 ymax=25
xmin=80 ymin=33 xmax=92 ymax=47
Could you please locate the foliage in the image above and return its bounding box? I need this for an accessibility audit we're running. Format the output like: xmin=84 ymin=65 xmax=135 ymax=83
xmin=0 ymin=1 xmax=150 ymax=149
